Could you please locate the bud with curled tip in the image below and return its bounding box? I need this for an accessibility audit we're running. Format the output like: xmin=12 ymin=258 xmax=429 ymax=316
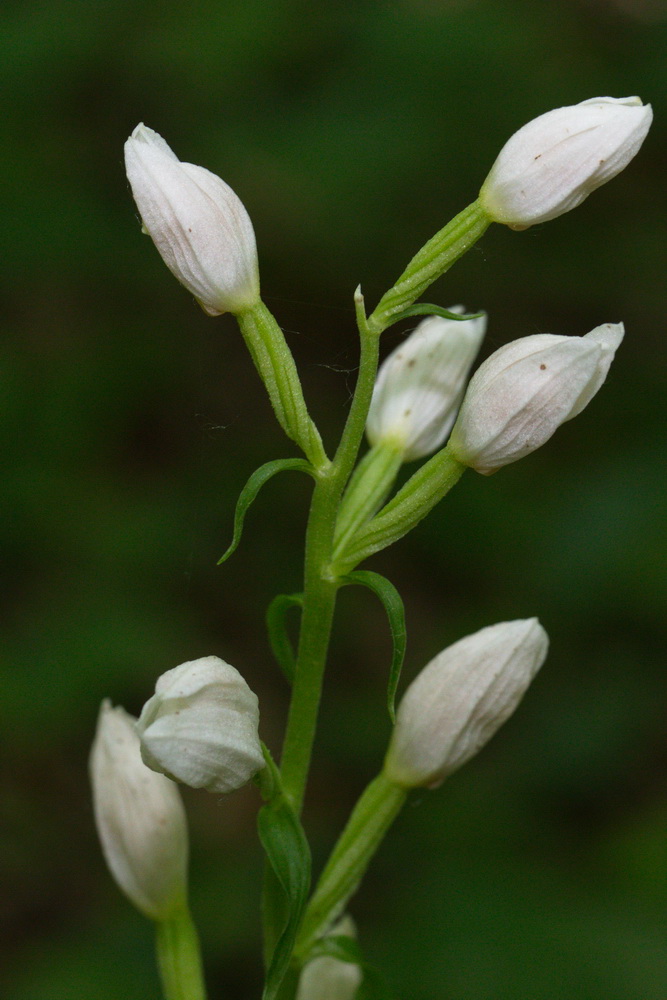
xmin=448 ymin=323 xmax=624 ymax=475
xmin=89 ymin=701 xmax=189 ymax=920
xmin=124 ymin=124 xmax=260 ymax=315
xmin=384 ymin=619 xmax=549 ymax=789
xmin=137 ymin=656 xmax=265 ymax=794
xmin=366 ymin=309 xmax=487 ymax=461
xmin=480 ymin=97 xmax=652 ymax=229
xmin=296 ymin=917 xmax=363 ymax=1000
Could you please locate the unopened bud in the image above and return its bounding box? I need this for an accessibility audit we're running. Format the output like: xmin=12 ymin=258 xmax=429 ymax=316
xmin=448 ymin=323 xmax=624 ymax=474
xmin=137 ymin=656 xmax=265 ymax=794
xmin=296 ymin=917 xmax=362 ymax=1000
xmin=480 ymin=97 xmax=652 ymax=229
xmin=366 ymin=309 xmax=487 ymax=461
xmin=385 ymin=619 xmax=548 ymax=789
xmin=90 ymin=701 xmax=188 ymax=920
xmin=125 ymin=124 xmax=260 ymax=315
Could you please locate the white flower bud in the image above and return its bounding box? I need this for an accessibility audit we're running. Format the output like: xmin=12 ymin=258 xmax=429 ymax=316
xmin=385 ymin=619 xmax=549 ymax=789
xmin=296 ymin=917 xmax=362 ymax=1000
xmin=89 ymin=701 xmax=188 ymax=920
xmin=480 ymin=97 xmax=652 ymax=229
xmin=137 ymin=656 xmax=265 ymax=794
xmin=366 ymin=309 xmax=487 ymax=461
xmin=124 ymin=124 xmax=260 ymax=315
xmin=448 ymin=323 xmax=624 ymax=474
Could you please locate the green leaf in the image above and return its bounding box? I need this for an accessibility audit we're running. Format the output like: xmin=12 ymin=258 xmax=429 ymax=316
xmin=266 ymin=593 xmax=303 ymax=684
xmin=383 ymin=302 xmax=486 ymax=326
xmin=343 ymin=571 xmax=406 ymax=723
xmin=257 ymin=750 xmax=312 ymax=1000
xmin=218 ymin=459 xmax=315 ymax=564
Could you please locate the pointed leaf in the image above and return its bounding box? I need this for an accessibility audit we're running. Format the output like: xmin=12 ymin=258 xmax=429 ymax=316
xmin=218 ymin=459 xmax=315 ymax=564
xmin=257 ymin=751 xmax=311 ymax=1000
xmin=343 ymin=571 xmax=406 ymax=722
xmin=266 ymin=593 xmax=303 ymax=684
xmin=387 ymin=302 xmax=485 ymax=325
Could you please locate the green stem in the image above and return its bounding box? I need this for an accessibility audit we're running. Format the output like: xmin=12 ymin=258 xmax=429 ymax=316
xmin=260 ymin=293 xmax=381 ymax=974
xmin=155 ymin=903 xmax=207 ymax=1000
xmin=368 ymin=200 xmax=491 ymax=334
xmin=332 ymin=441 xmax=404 ymax=562
xmin=236 ymin=301 xmax=328 ymax=470
xmin=334 ymin=445 xmax=466 ymax=572
xmin=279 ymin=292 xmax=381 ymax=815
xmin=294 ymin=772 xmax=407 ymax=961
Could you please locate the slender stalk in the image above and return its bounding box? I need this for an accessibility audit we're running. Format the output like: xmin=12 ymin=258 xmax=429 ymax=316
xmin=332 ymin=441 xmax=404 ymax=560
xmin=294 ymin=772 xmax=407 ymax=961
xmin=258 ymin=294 xmax=380 ymax=976
xmin=260 ymin=294 xmax=381 ymax=972
xmin=236 ymin=302 xmax=328 ymax=471
xmin=368 ymin=200 xmax=491 ymax=334
xmin=155 ymin=903 xmax=207 ymax=1000
xmin=333 ymin=445 xmax=466 ymax=573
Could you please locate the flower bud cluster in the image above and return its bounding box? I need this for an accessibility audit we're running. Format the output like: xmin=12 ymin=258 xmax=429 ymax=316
xmin=91 ymin=654 xmax=265 ymax=921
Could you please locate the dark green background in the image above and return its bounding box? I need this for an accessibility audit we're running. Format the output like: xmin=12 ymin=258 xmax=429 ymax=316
xmin=2 ymin=1 xmax=666 ymax=997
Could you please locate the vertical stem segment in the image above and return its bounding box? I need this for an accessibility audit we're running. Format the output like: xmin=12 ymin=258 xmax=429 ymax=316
xmin=155 ymin=903 xmax=207 ymax=1000
xmin=279 ymin=307 xmax=381 ymax=814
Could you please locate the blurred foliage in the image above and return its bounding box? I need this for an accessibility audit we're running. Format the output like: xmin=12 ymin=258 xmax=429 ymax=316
xmin=2 ymin=0 xmax=666 ymax=997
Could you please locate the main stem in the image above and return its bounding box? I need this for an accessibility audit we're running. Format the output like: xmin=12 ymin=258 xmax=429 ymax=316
xmin=279 ymin=303 xmax=380 ymax=814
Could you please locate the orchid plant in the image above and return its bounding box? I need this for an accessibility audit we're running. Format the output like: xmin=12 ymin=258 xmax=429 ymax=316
xmin=90 ymin=96 xmax=652 ymax=1000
